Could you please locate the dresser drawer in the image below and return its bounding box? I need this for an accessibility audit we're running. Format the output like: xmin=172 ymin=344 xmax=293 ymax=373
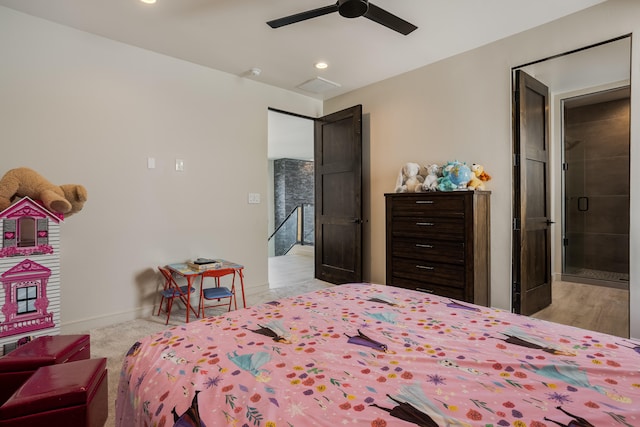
xmin=391 ymin=238 xmax=464 ymax=264
xmin=392 ymin=217 xmax=465 ymax=240
xmin=390 ymin=278 xmax=465 ymax=301
xmin=391 ymin=258 xmax=465 ymax=288
xmin=390 ymin=195 xmax=465 ymax=217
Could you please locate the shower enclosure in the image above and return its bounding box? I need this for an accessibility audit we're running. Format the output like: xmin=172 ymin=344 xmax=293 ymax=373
xmin=562 ymin=87 xmax=630 ymax=288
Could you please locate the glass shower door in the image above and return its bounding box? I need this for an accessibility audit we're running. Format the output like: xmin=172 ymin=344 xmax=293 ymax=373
xmin=562 ymin=89 xmax=630 ymax=286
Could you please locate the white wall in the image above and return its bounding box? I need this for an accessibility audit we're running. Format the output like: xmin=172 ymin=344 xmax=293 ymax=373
xmin=0 ymin=6 xmax=322 ymax=331
xmin=325 ymin=0 xmax=640 ymax=338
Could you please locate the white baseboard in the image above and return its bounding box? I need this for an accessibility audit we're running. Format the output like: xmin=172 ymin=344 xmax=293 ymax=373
xmin=61 ymin=282 xmax=270 ymax=333
xmin=61 ymin=305 xmax=156 ymax=333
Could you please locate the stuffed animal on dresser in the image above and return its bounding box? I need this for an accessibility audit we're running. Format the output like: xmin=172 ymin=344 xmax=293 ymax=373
xmin=394 ymin=162 xmax=425 ymax=193
xmin=437 ymin=160 xmax=472 ymax=191
xmin=421 ymin=163 xmax=442 ymax=192
xmin=466 ymin=163 xmax=492 ymax=190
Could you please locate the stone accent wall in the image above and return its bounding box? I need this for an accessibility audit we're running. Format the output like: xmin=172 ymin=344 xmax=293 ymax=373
xmin=273 ymin=159 xmax=314 ymax=255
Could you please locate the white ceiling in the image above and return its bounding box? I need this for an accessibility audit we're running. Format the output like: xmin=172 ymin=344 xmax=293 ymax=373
xmin=0 ymin=0 xmax=606 ymax=100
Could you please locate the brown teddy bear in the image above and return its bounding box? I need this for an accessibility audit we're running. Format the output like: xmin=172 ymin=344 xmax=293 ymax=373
xmin=466 ymin=163 xmax=491 ymax=191
xmin=0 ymin=167 xmax=87 ymax=216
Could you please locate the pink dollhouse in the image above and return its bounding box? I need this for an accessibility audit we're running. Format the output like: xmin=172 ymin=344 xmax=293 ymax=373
xmin=0 ymin=197 xmax=63 ymax=354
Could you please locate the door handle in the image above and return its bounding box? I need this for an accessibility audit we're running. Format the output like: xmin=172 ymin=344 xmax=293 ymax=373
xmin=578 ymin=197 xmax=589 ymax=212
xmin=546 ymin=219 xmax=555 ymax=225
xmin=350 ymin=218 xmax=363 ymax=224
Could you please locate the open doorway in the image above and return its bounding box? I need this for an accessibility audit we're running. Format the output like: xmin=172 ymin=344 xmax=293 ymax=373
xmin=267 ymin=109 xmax=315 ymax=289
xmin=512 ymin=35 xmax=631 ymax=337
xmin=267 ymin=105 xmax=365 ymax=288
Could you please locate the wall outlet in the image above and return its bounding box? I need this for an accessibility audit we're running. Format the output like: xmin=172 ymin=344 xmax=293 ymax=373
xmin=248 ymin=193 xmax=261 ymax=204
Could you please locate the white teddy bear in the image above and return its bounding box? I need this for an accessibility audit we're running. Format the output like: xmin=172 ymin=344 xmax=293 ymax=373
xmin=394 ymin=162 xmax=424 ymax=193
xmin=421 ymin=163 xmax=442 ymax=192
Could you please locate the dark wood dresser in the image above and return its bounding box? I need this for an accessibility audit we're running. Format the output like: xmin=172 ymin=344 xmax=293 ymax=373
xmin=385 ymin=191 xmax=491 ymax=306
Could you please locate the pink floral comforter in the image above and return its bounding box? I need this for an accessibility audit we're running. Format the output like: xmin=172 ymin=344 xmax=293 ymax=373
xmin=116 ymin=283 xmax=640 ymax=427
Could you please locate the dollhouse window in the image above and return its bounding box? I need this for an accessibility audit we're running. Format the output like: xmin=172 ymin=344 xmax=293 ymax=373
xmin=17 ymin=218 xmax=36 ymax=248
xmin=16 ymin=284 xmax=38 ymax=314
xmin=0 ymin=260 xmax=54 ymax=338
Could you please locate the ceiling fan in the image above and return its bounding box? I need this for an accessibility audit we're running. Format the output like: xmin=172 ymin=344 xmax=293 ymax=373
xmin=267 ymin=0 xmax=418 ymax=36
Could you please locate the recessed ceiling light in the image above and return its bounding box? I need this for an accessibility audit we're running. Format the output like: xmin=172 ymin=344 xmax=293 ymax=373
xmin=140 ymin=0 xmax=156 ymax=4
xmin=315 ymin=62 xmax=328 ymax=70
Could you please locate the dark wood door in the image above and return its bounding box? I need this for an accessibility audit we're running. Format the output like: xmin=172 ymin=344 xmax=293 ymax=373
xmin=513 ymin=70 xmax=552 ymax=315
xmin=314 ymin=105 xmax=363 ymax=284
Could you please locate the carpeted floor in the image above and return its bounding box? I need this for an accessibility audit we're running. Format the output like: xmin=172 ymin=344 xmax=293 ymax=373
xmin=86 ymin=317 xmax=174 ymax=427
xmin=88 ymin=280 xmax=333 ymax=427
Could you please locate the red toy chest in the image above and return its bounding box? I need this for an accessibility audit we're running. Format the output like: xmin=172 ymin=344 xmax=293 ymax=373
xmin=0 ymin=357 xmax=107 ymax=427
xmin=0 ymin=334 xmax=90 ymax=405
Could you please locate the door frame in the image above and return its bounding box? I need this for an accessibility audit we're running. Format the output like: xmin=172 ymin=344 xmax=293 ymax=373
xmin=510 ymin=35 xmax=632 ymax=315
xmin=267 ymin=106 xmax=364 ymax=285
xmin=267 ymin=108 xmax=316 ymax=260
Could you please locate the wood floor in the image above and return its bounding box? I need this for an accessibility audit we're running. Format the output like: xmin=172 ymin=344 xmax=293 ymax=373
xmin=268 ymin=244 xmax=324 ymax=289
xmin=269 ymin=246 xmax=630 ymax=338
xmin=531 ymin=280 xmax=629 ymax=338
xmin=260 ymin=245 xmax=332 ymax=302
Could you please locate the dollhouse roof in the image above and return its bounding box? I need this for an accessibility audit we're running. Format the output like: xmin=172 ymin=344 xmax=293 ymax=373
xmin=1 ymin=258 xmax=52 ymax=279
xmin=0 ymin=197 xmax=63 ymax=223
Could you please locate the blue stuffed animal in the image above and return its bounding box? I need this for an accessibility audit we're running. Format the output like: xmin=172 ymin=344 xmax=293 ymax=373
xmin=437 ymin=161 xmax=472 ymax=191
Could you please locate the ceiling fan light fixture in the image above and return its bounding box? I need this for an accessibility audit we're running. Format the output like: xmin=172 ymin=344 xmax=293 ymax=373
xmin=338 ymin=0 xmax=368 ymax=18
xmin=266 ymin=0 xmax=416 ymax=35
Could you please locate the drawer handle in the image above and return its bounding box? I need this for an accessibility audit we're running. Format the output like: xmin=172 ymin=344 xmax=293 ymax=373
xmin=416 ymin=265 xmax=434 ymax=270
xmin=415 ymin=244 xmax=434 ymax=249
xmin=416 ymin=200 xmax=434 ymax=204
xmin=416 ymin=288 xmax=434 ymax=294
xmin=416 ymin=222 xmax=435 ymax=226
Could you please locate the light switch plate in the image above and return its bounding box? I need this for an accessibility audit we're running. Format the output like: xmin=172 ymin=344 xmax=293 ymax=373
xmin=248 ymin=193 xmax=261 ymax=204
xmin=175 ymin=159 xmax=184 ymax=172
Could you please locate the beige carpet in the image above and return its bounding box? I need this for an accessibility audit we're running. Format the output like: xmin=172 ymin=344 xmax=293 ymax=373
xmin=87 ymin=317 xmax=171 ymax=427
xmin=88 ymin=280 xmax=333 ymax=427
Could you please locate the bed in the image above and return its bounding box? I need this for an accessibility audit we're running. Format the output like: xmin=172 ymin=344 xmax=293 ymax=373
xmin=116 ymin=283 xmax=640 ymax=427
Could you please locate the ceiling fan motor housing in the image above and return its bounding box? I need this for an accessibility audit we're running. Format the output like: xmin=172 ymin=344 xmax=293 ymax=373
xmin=338 ymin=0 xmax=369 ymax=18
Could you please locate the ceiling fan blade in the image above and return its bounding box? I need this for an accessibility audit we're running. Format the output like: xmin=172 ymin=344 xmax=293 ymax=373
xmin=267 ymin=4 xmax=339 ymax=28
xmin=364 ymin=3 xmax=417 ymax=35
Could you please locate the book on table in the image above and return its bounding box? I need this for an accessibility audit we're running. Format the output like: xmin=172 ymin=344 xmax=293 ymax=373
xmin=187 ymin=258 xmax=223 ymax=271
